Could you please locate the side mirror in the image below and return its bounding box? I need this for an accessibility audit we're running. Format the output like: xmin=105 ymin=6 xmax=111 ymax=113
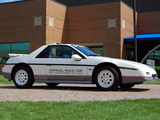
xmin=71 ymin=54 xmax=82 ymax=61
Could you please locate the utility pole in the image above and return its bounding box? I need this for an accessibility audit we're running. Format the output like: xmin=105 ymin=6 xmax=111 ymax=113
xmin=133 ymin=0 xmax=137 ymax=61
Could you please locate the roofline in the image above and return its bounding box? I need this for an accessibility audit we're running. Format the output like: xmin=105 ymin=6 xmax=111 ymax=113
xmin=124 ymin=33 xmax=160 ymax=42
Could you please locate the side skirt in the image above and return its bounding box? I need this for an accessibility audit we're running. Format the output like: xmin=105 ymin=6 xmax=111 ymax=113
xmin=35 ymin=80 xmax=92 ymax=84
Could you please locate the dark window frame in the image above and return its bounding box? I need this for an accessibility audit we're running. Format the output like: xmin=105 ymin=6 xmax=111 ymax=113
xmin=36 ymin=45 xmax=86 ymax=59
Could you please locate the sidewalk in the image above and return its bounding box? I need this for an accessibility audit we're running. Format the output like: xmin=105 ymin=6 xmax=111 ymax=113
xmin=0 ymin=84 xmax=160 ymax=102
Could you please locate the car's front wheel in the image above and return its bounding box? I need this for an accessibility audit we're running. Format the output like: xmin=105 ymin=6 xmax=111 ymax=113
xmin=95 ymin=66 xmax=120 ymax=91
xmin=13 ymin=66 xmax=34 ymax=88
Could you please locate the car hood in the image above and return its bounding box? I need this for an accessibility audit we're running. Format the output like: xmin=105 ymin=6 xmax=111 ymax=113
xmin=87 ymin=56 xmax=154 ymax=71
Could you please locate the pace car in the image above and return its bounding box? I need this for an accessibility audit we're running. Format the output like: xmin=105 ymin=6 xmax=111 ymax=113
xmin=2 ymin=43 xmax=158 ymax=90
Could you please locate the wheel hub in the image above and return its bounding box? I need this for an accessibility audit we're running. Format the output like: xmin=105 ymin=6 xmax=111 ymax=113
xmin=15 ymin=70 xmax=28 ymax=86
xmin=98 ymin=70 xmax=114 ymax=88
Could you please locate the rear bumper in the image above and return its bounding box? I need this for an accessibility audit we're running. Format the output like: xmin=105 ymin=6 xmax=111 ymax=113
xmin=2 ymin=65 xmax=14 ymax=80
xmin=2 ymin=72 xmax=11 ymax=80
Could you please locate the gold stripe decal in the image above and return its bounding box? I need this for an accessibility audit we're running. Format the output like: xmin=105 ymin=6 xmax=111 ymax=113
xmin=119 ymin=67 xmax=137 ymax=70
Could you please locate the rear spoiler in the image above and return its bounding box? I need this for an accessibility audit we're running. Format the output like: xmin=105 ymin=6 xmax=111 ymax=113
xmin=9 ymin=53 xmax=28 ymax=58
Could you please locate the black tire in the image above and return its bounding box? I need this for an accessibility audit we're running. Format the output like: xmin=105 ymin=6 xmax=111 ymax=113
xmin=46 ymin=83 xmax=59 ymax=87
xmin=120 ymin=83 xmax=135 ymax=89
xmin=13 ymin=66 xmax=34 ymax=88
xmin=95 ymin=66 xmax=120 ymax=91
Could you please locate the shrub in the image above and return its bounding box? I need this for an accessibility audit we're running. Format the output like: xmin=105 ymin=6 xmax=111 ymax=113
xmin=155 ymin=66 xmax=160 ymax=78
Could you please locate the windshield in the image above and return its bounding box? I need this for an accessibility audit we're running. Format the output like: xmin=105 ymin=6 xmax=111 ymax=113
xmin=72 ymin=45 xmax=100 ymax=56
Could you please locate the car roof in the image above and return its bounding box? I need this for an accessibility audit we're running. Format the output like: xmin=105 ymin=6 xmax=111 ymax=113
xmin=48 ymin=43 xmax=63 ymax=46
xmin=48 ymin=43 xmax=81 ymax=47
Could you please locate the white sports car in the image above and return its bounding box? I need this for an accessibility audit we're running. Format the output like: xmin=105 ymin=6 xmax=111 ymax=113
xmin=2 ymin=43 xmax=158 ymax=90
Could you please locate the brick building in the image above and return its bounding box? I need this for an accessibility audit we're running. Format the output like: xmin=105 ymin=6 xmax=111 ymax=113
xmin=0 ymin=0 xmax=160 ymax=74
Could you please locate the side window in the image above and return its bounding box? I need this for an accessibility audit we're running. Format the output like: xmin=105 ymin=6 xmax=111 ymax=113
xmin=49 ymin=46 xmax=78 ymax=59
xmin=49 ymin=48 xmax=57 ymax=58
xmin=36 ymin=46 xmax=52 ymax=58
xmin=36 ymin=45 xmax=85 ymax=59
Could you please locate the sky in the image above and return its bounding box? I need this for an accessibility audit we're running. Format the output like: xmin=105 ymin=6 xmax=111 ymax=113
xmin=0 ymin=0 xmax=22 ymax=3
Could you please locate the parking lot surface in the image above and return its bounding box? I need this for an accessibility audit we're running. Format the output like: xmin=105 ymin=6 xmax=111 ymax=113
xmin=0 ymin=84 xmax=160 ymax=102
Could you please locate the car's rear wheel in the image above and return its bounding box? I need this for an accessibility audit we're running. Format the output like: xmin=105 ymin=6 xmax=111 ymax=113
xmin=95 ymin=66 xmax=120 ymax=91
xmin=13 ymin=66 xmax=34 ymax=88
xmin=46 ymin=83 xmax=59 ymax=87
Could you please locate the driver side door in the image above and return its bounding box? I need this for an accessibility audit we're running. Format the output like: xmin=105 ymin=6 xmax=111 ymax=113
xmin=43 ymin=45 xmax=88 ymax=81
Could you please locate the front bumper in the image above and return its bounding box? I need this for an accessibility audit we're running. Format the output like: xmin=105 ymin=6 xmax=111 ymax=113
xmin=122 ymin=74 xmax=158 ymax=84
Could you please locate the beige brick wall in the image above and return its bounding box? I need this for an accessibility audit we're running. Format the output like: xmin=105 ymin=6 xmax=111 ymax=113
xmin=0 ymin=0 xmax=47 ymax=53
xmin=0 ymin=0 xmax=137 ymax=74
xmin=67 ymin=2 xmax=121 ymax=58
xmin=0 ymin=0 xmax=47 ymax=74
xmin=0 ymin=64 xmax=5 ymax=76
xmin=45 ymin=0 xmax=67 ymax=44
xmin=120 ymin=2 xmax=135 ymax=59
xmin=0 ymin=1 xmax=34 ymax=44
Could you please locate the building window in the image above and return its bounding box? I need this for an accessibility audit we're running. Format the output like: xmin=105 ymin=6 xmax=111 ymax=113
xmin=122 ymin=19 xmax=125 ymax=28
xmin=79 ymin=43 xmax=103 ymax=56
xmin=144 ymin=49 xmax=160 ymax=68
xmin=127 ymin=51 xmax=134 ymax=61
xmin=108 ymin=18 xmax=116 ymax=28
xmin=89 ymin=47 xmax=103 ymax=56
xmin=0 ymin=42 xmax=30 ymax=64
xmin=34 ymin=16 xmax=42 ymax=26
xmin=49 ymin=17 xmax=54 ymax=27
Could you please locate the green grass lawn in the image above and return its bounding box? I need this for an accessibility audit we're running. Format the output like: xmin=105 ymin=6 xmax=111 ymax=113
xmin=0 ymin=75 xmax=13 ymax=84
xmin=144 ymin=79 xmax=160 ymax=84
xmin=0 ymin=99 xmax=160 ymax=120
xmin=0 ymin=76 xmax=160 ymax=119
